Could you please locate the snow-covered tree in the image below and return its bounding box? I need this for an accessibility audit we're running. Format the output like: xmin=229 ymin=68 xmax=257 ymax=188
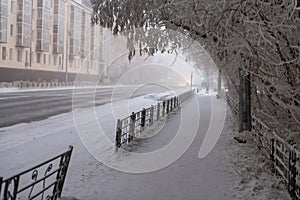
xmin=91 ymin=0 xmax=300 ymax=135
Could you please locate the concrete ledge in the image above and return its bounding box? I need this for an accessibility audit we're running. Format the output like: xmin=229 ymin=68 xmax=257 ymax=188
xmin=0 ymin=67 xmax=99 ymax=82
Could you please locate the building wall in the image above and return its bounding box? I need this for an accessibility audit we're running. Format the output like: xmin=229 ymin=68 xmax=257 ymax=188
xmin=0 ymin=0 xmax=103 ymax=82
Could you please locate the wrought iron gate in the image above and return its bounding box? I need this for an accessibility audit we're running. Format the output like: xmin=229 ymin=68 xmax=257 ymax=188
xmin=0 ymin=146 xmax=73 ymax=200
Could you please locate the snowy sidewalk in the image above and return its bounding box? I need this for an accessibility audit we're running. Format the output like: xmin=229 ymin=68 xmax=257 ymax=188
xmin=99 ymin=94 xmax=236 ymax=200
xmin=69 ymin=93 xmax=237 ymax=199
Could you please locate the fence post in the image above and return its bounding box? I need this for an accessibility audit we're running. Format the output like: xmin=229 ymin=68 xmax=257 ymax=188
xmin=162 ymin=101 xmax=166 ymax=116
xmin=274 ymin=140 xmax=278 ymax=176
xmin=141 ymin=108 xmax=146 ymax=130
xmin=166 ymin=100 xmax=169 ymax=114
xmin=150 ymin=105 xmax=154 ymax=125
xmin=292 ymin=151 xmax=297 ymax=199
xmin=0 ymin=176 xmax=3 ymax=195
xmin=270 ymin=138 xmax=275 ymax=174
xmin=288 ymin=149 xmax=297 ymax=198
xmin=170 ymin=98 xmax=173 ymax=112
xmin=174 ymin=97 xmax=176 ymax=108
xmin=115 ymin=119 xmax=122 ymax=152
xmin=270 ymin=138 xmax=275 ymax=161
xmin=173 ymin=97 xmax=175 ymax=109
xmin=173 ymin=97 xmax=175 ymax=110
xmin=157 ymin=103 xmax=160 ymax=121
xmin=129 ymin=112 xmax=136 ymax=143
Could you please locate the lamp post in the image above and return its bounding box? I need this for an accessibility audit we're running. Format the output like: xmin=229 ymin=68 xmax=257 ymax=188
xmin=190 ymin=71 xmax=193 ymax=90
xmin=217 ymin=69 xmax=222 ymax=98
xmin=65 ymin=5 xmax=70 ymax=83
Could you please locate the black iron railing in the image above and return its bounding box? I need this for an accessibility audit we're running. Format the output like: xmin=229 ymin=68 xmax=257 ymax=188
xmin=0 ymin=146 xmax=73 ymax=200
xmin=115 ymin=90 xmax=196 ymax=151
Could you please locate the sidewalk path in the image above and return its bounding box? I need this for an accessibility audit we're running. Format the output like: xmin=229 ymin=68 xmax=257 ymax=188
xmin=65 ymin=94 xmax=236 ymax=200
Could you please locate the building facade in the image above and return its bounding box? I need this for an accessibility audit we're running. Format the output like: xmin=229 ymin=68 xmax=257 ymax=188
xmin=0 ymin=0 xmax=103 ymax=82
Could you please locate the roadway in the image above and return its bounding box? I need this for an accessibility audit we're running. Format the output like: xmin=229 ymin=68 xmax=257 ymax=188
xmin=0 ymin=85 xmax=178 ymax=128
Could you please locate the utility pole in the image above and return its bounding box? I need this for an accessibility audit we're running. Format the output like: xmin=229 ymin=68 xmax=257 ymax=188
xmin=100 ymin=27 xmax=105 ymax=83
xmin=239 ymin=68 xmax=252 ymax=132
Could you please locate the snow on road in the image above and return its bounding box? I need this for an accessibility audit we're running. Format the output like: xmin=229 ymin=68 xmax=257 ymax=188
xmin=0 ymin=92 xmax=165 ymax=155
xmin=0 ymin=90 xmax=291 ymax=199
xmin=0 ymin=90 xmax=181 ymax=174
xmin=0 ymin=88 xmax=21 ymax=93
xmin=0 ymin=85 xmax=126 ymax=94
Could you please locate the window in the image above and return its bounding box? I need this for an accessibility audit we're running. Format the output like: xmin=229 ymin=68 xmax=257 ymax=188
xmin=9 ymin=48 xmax=13 ymax=60
xmin=32 ymin=30 xmax=35 ymax=41
xmin=59 ymin=56 xmax=63 ymax=69
xmin=44 ymin=54 xmax=46 ymax=64
xmin=2 ymin=47 xmax=7 ymax=60
xmin=53 ymin=55 xmax=57 ymax=65
xmin=32 ymin=8 xmax=35 ymax=19
xmin=17 ymin=50 xmax=22 ymax=62
xmin=15 ymin=0 xmax=32 ymax=47
xmin=31 ymin=51 xmax=34 ymax=63
xmin=11 ymin=1 xmax=14 ymax=13
xmin=37 ymin=52 xmax=41 ymax=63
xmin=25 ymin=51 xmax=29 ymax=63
xmin=10 ymin=25 xmax=13 ymax=37
xmin=48 ymin=55 xmax=51 ymax=65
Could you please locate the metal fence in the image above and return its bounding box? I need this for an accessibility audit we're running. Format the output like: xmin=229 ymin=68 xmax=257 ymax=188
xmin=225 ymin=93 xmax=238 ymax=116
xmin=115 ymin=90 xmax=196 ymax=151
xmin=0 ymin=146 xmax=73 ymax=200
xmin=252 ymin=116 xmax=300 ymax=200
xmin=226 ymin=93 xmax=300 ymax=200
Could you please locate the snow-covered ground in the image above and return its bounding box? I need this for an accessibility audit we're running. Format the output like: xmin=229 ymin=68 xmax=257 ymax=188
xmin=0 ymin=90 xmax=291 ymax=199
xmin=0 ymin=91 xmax=172 ymax=156
xmin=226 ymin=127 xmax=291 ymax=199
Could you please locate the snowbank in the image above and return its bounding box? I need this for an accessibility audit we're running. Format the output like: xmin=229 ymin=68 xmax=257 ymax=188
xmin=226 ymin=123 xmax=291 ymax=199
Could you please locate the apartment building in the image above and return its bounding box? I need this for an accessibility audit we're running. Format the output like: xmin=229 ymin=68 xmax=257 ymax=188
xmin=0 ymin=0 xmax=103 ymax=82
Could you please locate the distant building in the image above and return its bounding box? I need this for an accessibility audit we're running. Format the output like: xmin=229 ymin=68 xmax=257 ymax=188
xmin=0 ymin=0 xmax=103 ymax=82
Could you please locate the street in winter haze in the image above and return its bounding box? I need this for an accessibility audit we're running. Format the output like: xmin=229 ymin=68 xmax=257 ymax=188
xmin=0 ymin=0 xmax=299 ymax=199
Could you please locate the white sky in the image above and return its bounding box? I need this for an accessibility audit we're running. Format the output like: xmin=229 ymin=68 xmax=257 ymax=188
xmin=102 ymin=30 xmax=203 ymax=86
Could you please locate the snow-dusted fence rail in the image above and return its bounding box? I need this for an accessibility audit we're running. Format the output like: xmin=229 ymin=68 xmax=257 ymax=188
xmin=226 ymin=93 xmax=300 ymax=200
xmin=252 ymin=117 xmax=300 ymax=200
xmin=115 ymin=90 xmax=196 ymax=151
xmin=0 ymin=146 xmax=73 ymax=200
